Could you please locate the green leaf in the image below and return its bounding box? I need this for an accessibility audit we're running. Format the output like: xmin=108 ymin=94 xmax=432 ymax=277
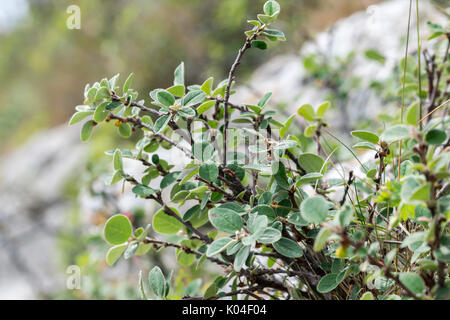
xmin=109 ymin=73 xmax=120 ymax=89
xmin=167 ymin=85 xmax=185 ymax=97
xmin=149 ymin=266 xmax=166 ymax=299
xmin=171 ymin=190 xmax=189 ymax=203
xmin=258 ymin=92 xmax=272 ymax=108
xmin=106 ymin=244 xmax=127 ymax=266
xmin=203 ymin=283 xmax=218 ymax=299
xmin=69 ymin=111 xmax=92 ymax=125
xmin=247 ymin=214 xmax=268 ymax=234
xmin=251 ymin=205 xmax=276 ymax=220
xmin=183 ymin=205 xmax=200 ymax=222
xmin=263 ymin=0 xmax=280 ymax=16
xmin=181 ymin=168 xmax=200 ymax=185
xmin=353 ymin=142 xmax=378 ymax=151
xmin=351 ymin=130 xmax=379 ymax=144
xmin=95 ymin=87 xmax=110 ymax=102
xmin=138 ymin=270 xmax=148 ymax=300
xmin=273 ymin=140 xmax=297 ymax=150
xmin=206 ymin=238 xmax=235 ymax=257
xmin=132 ymin=185 xmax=158 ymax=197
xmin=365 ymin=49 xmax=386 ymax=64
xmin=234 ymin=245 xmax=251 ymax=272
xmin=192 ymin=141 xmax=215 ymax=161
xmin=248 ymin=19 xmax=261 ymax=27
xmin=435 ymin=247 xmax=450 ymax=263
xmin=108 ymin=171 xmax=123 ymax=185
xmin=297 ymin=172 xmax=323 ymax=185
xmin=246 ymin=104 xmax=261 ymax=114
xmin=157 ymin=90 xmax=175 ymax=107
xmin=335 ymin=205 xmax=353 ymax=227
xmin=360 ymin=292 xmax=375 ymax=300
xmin=118 ymin=122 xmax=131 ymax=137
xmin=123 ymin=241 xmax=139 ymax=259
xmin=178 ymin=106 xmax=196 ymax=118
xmin=317 ymin=273 xmax=339 ymax=293
xmin=123 ymin=73 xmax=133 ymax=93
xmin=406 ymin=102 xmax=419 ymax=125
xmin=103 ymin=214 xmax=132 ymax=245
xmin=272 ymin=161 xmax=290 ymax=190
xmin=410 ymin=183 xmax=431 ymax=202
xmin=152 ymin=154 xmax=160 ymax=164
xmin=208 ymin=207 xmax=243 ymax=234
xmin=174 ymin=62 xmax=184 ymax=86
xmin=251 ymin=40 xmax=268 ymax=50
xmin=160 ymin=171 xmax=181 ymax=189
xmin=176 ymin=246 xmax=196 ymax=267
xmin=380 ymin=124 xmax=410 ymax=143
xmin=165 ymin=270 xmax=173 ymax=298
xmin=154 ymin=115 xmax=171 ymax=133
xmin=182 ymin=90 xmax=206 ymax=107
xmin=152 ymin=208 xmax=183 ymax=234
xmin=313 ymin=228 xmax=331 ymax=252
xmin=257 ymin=14 xmax=276 ymax=25
xmin=199 ymin=162 xmax=219 ymax=182
xmin=316 ymin=101 xmax=331 ymax=118
xmin=301 ymin=196 xmax=329 ymax=224
xmin=428 ymin=31 xmax=444 ymax=40
xmin=399 ymin=272 xmax=425 ymax=295
xmin=273 ymin=237 xmax=303 ymax=258
xmin=425 ymin=129 xmax=447 ymax=145
xmin=200 ymin=77 xmax=214 ymax=96
xmin=257 ymin=228 xmax=281 ymax=244
xmin=297 ymin=104 xmax=315 ymax=121
xmin=80 ymin=120 xmax=95 ymax=142
xmin=113 ymin=149 xmax=123 ymax=171
xmin=426 ymin=21 xmax=443 ymax=32
xmin=374 ymin=276 xmax=395 ymax=292
xmin=105 ymin=101 xmax=122 ymax=110
xmin=304 ymin=125 xmax=317 ymax=137
xmin=77 ymin=105 xmax=92 ymax=112
xmin=197 ymin=100 xmax=216 ymax=115
xmin=280 ymin=114 xmax=295 ymax=138
xmin=86 ymin=87 xmax=97 ymax=103
xmin=263 ymin=29 xmax=286 ymax=41
xmin=135 ymin=225 xmax=151 ymax=241
xmin=298 ymin=153 xmax=325 ymax=173
xmin=94 ymin=103 xmax=108 ymax=122
xmin=141 ymin=115 xmax=154 ymax=128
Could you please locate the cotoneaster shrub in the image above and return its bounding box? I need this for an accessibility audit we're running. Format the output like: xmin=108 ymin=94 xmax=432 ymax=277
xmin=69 ymin=1 xmax=449 ymax=300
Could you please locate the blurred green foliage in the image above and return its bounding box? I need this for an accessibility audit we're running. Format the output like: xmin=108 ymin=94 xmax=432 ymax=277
xmin=0 ymin=0 xmax=381 ymax=151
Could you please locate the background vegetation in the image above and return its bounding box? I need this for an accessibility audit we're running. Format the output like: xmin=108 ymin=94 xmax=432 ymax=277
xmin=4 ymin=0 xmax=449 ymax=300
xmin=0 ymin=0 xmax=381 ymax=152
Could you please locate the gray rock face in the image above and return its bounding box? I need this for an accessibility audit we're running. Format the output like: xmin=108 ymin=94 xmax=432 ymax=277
xmin=0 ymin=0 xmax=446 ymax=299
xmin=0 ymin=125 xmax=86 ymax=298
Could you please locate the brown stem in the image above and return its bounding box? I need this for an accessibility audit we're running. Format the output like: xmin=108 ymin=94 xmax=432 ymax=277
xmin=222 ymin=24 xmax=265 ymax=166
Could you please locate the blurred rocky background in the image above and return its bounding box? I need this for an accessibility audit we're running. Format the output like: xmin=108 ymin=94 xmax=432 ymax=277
xmin=0 ymin=0 xmax=447 ymax=299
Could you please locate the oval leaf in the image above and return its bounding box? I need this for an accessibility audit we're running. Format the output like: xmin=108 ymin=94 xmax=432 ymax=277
xmin=273 ymin=237 xmax=303 ymax=258
xmin=317 ymin=273 xmax=339 ymax=293
xmin=199 ymin=162 xmax=219 ymax=182
xmin=351 ymin=130 xmax=379 ymax=144
xmin=206 ymin=238 xmax=235 ymax=257
xmin=208 ymin=207 xmax=243 ymax=234
xmin=301 ymin=196 xmax=329 ymax=224
xmin=152 ymin=208 xmax=183 ymax=234
xmin=104 ymin=214 xmax=132 ymax=245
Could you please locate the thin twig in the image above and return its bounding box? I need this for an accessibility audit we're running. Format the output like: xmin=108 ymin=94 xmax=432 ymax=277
xmin=223 ymin=24 xmax=265 ymax=165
